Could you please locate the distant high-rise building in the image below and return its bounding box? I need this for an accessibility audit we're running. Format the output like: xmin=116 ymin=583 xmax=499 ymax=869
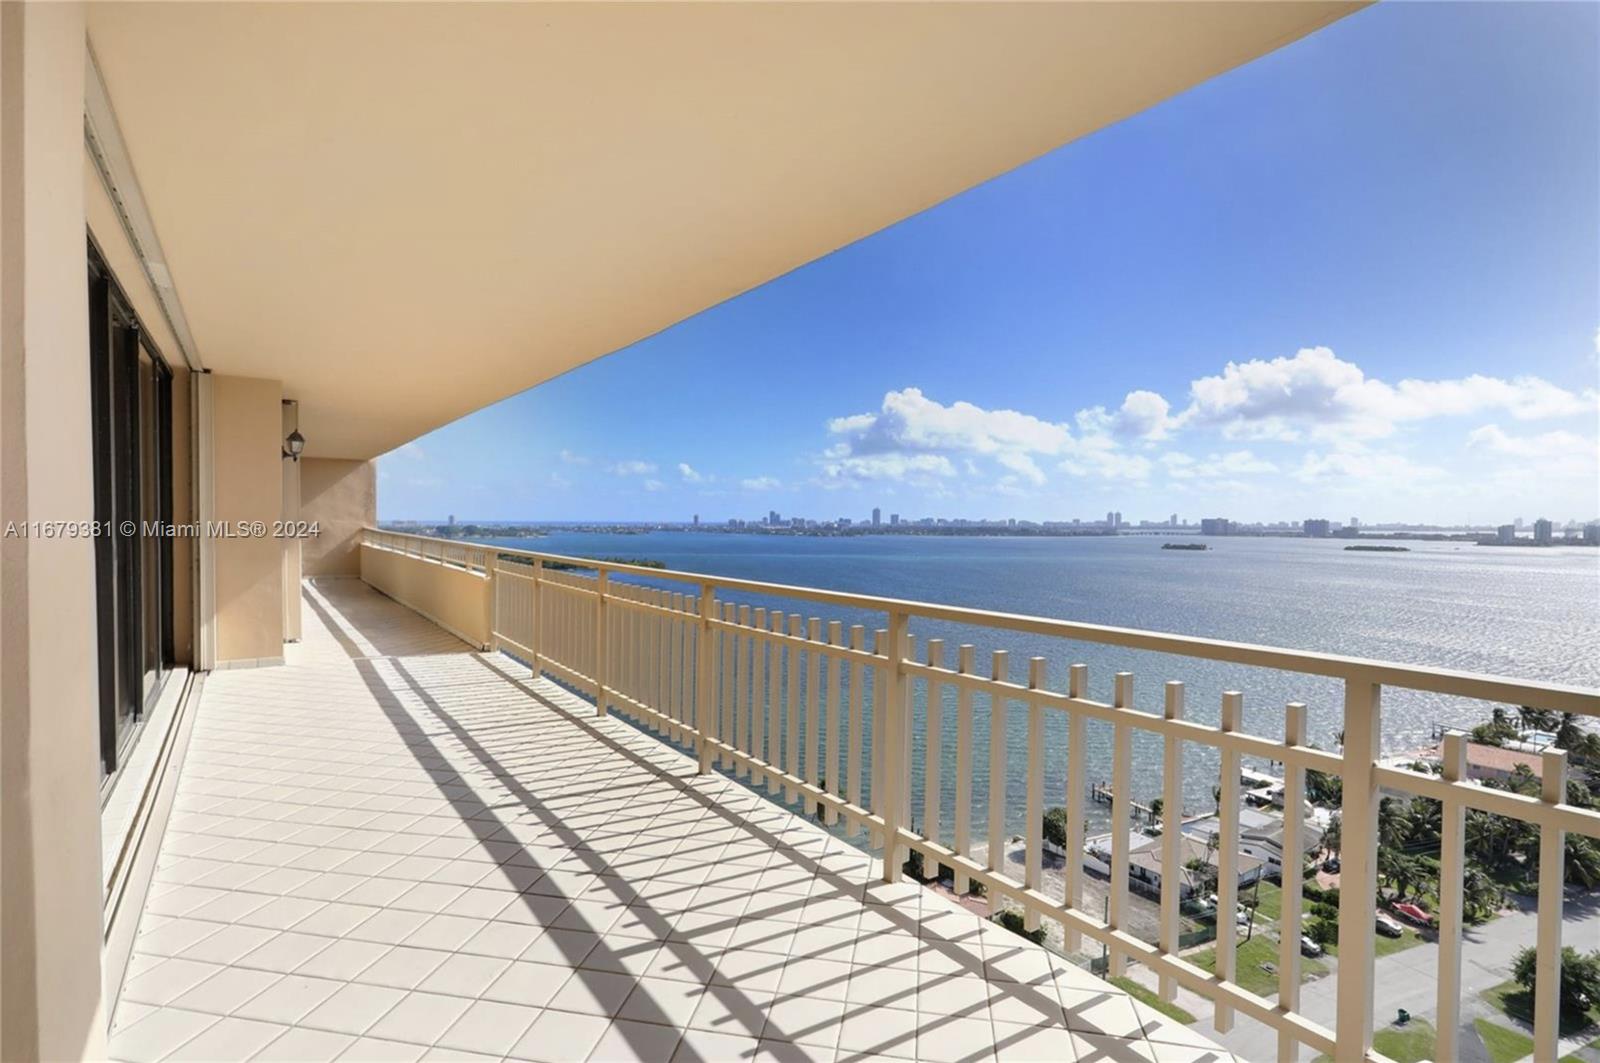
xmin=1113 ymin=511 xmax=1122 ymax=529
xmin=1170 ymin=513 xmax=1178 ymax=527
xmin=768 ymin=509 xmax=781 ymax=526
xmin=1515 ymin=517 xmax=1525 ymax=530
xmin=1496 ymin=524 xmax=1516 ymax=544
xmin=1106 ymin=511 xmax=1115 ymax=526
xmin=1350 ymin=517 xmax=1360 ymax=529
xmin=1584 ymin=522 xmax=1600 ymax=545
xmin=872 ymin=507 xmax=881 ymax=527
xmin=890 ymin=513 xmax=900 ymax=526
xmin=1534 ymin=518 xmax=1553 ymax=545
xmin=1303 ymin=518 xmax=1331 ymax=538
xmin=448 ymin=514 xmax=456 ymax=529
xmin=1200 ymin=518 xmax=1232 ymax=536
xmin=692 ymin=514 xmax=699 ymax=527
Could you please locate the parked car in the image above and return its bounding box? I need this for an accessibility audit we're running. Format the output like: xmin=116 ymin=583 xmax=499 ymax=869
xmin=1375 ymin=913 xmax=1404 ymax=937
xmin=1392 ymin=902 xmax=1433 ymax=927
xmin=1300 ymin=935 xmax=1324 ymax=958
xmin=1322 ymin=857 xmax=1341 ymax=873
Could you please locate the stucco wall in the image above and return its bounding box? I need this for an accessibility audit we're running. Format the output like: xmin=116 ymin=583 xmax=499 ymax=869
xmin=0 ymin=5 xmax=110 ymax=1058
xmin=360 ymin=545 xmax=491 ymax=648
xmin=301 ymin=458 xmax=375 ymax=578
xmin=212 ymin=375 xmax=284 ymax=664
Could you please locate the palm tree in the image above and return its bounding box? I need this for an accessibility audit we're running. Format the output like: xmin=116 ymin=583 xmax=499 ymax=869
xmin=1462 ymin=864 xmax=1505 ymax=924
xmin=1320 ymin=814 xmax=1342 ymax=858
xmin=1565 ymin=836 xmax=1600 ymax=888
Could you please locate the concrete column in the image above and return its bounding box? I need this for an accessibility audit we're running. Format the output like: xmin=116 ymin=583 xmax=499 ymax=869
xmin=0 ymin=4 xmax=111 ymax=1059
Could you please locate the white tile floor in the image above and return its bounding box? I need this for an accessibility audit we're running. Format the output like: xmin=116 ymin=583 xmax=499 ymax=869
xmin=108 ymin=579 xmax=1233 ymax=1063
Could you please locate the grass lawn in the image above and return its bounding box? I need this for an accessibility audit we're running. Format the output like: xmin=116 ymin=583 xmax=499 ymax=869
xmin=1373 ymin=926 xmax=1426 ymax=958
xmin=1475 ymin=1019 xmax=1534 ymax=1063
xmin=1482 ymin=979 xmax=1600 ymax=1040
xmin=1192 ymin=932 xmax=1328 ymax=997
xmin=1314 ymin=1019 xmax=1435 ymax=1063
xmin=1249 ymin=881 xmax=1283 ymax=922
xmin=1109 ymin=976 xmax=1197 ymax=1025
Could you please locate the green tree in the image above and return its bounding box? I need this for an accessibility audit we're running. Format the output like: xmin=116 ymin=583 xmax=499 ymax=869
xmin=1305 ymin=915 xmax=1339 ymax=948
xmin=1043 ymin=806 xmax=1069 ymax=850
xmin=1462 ymin=865 xmax=1506 ymax=924
xmin=1512 ymin=946 xmax=1600 ymax=1017
xmin=1307 ymin=769 xmax=1342 ymax=807
xmin=993 ymin=909 xmax=1045 ymax=945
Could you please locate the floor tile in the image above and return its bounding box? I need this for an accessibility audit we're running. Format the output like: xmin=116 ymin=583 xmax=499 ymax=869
xmin=300 ymin=982 xmax=408 ymax=1036
xmin=435 ymin=998 xmax=545 ymax=1056
xmin=508 ymin=1009 xmax=611 ymax=1061
xmin=366 ymin=990 xmax=474 ymax=1046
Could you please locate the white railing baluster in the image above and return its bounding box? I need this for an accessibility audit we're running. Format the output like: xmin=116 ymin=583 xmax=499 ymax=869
xmin=735 ymin=605 xmax=751 ymax=776
xmin=881 ymin=608 xmax=910 ymax=883
xmin=1277 ymin=701 xmax=1308 ymax=1063
xmin=1065 ymin=662 xmax=1088 ymax=952
xmin=593 ymin=571 xmax=608 ymax=717
xmin=824 ymin=620 xmax=843 ymax=826
xmin=871 ymin=628 xmax=887 ymax=849
xmin=954 ymin=644 xmax=975 ymax=895
xmin=1025 ymin=657 xmax=1046 ymax=933
xmin=1435 ymin=730 xmax=1466 ymax=1063
xmin=1334 ymin=679 xmax=1381 ymax=1063
xmin=697 ymin=587 xmax=715 ymax=773
xmin=767 ymin=610 xmax=783 ymax=794
xmin=1215 ymin=689 xmax=1242 ymax=1031
xmin=752 ymin=608 xmax=767 ymax=786
xmin=925 ymin=640 xmax=946 ymax=853
xmin=786 ymin=614 xmax=802 ymax=804
xmin=1534 ymin=747 xmax=1569 ymax=1063
xmin=1159 ymin=680 xmax=1184 ymax=1001
xmin=987 ymin=649 xmax=1009 ymax=916
xmin=902 ymin=633 xmax=916 ymax=833
xmin=807 ymin=618 xmax=822 ymax=798
xmin=721 ymin=602 xmax=737 ymax=770
xmin=1108 ymin=672 xmax=1134 ymax=975
xmin=847 ymin=625 xmax=866 ymax=835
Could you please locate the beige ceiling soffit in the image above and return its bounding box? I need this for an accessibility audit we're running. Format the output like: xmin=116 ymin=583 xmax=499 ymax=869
xmin=83 ymin=42 xmax=202 ymax=372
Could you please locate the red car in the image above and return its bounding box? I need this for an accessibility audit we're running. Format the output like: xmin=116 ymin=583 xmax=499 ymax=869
xmin=1391 ymin=902 xmax=1433 ymax=926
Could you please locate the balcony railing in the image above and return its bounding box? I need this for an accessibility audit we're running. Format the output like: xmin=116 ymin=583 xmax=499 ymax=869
xmin=360 ymin=526 xmax=1600 ymax=1063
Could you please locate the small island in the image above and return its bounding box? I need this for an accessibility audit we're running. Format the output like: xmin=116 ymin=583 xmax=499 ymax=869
xmin=1344 ymin=544 xmax=1410 ymax=552
xmin=1161 ymin=542 xmax=1208 ymax=551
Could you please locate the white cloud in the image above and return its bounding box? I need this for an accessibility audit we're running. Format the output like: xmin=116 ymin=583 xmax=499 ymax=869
xmin=643 ymin=479 xmax=664 ymax=492
xmin=1293 ymin=447 xmax=1444 ymax=486
xmin=1160 ymin=449 xmax=1277 ymax=480
xmin=1114 ymin=390 xmax=1174 ymax=440
xmin=740 ymin=476 xmax=780 ymax=491
xmin=819 ymin=452 xmax=958 ymax=485
xmin=558 ymin=449 xmax=590 ymax=466
xmin=1182 ymin=346 xmax=1596 ymax=439
xmin=1467 ymin=425 xmax=1600 ymax=490
xmin=677 ymin=463 xmax=704 ymax=483
xmin=608 ymin=459 xmax=657 ymax=476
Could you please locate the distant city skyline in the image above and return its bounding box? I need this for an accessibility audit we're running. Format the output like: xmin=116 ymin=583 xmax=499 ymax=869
xmin=379 ymin=3 xmax=1599 ymax=526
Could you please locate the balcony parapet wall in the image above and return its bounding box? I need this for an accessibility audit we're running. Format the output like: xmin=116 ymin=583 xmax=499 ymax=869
xmin=359 ymin=541 xmax=491 ymax=649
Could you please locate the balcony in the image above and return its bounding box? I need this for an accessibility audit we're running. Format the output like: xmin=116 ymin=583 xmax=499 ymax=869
xmin=108 ymin=576 xmax=1214 ymax=1063
xmin=107 ymin=531 xmax=1600 ymax=1062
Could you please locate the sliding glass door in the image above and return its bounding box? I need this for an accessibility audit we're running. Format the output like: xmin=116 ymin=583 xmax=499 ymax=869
xmin=89 ymin=240 xmax=173 ymax=780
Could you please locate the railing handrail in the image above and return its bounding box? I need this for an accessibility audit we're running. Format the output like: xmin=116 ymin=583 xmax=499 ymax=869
xmin=362 ymin=526 xmax=1600 ymax=715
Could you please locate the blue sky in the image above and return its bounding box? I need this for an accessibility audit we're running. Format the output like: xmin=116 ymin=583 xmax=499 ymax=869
xmin=381 ymin=2 xmax=1599 ymax=526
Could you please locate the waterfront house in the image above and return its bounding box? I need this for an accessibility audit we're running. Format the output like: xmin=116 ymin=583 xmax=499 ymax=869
xmin=5 ymin=5 xmax=1598 ymax=1063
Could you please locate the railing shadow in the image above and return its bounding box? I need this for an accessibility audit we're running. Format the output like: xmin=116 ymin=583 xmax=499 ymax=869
xmin=302 ymin=581 xmax=1198 ymax=1061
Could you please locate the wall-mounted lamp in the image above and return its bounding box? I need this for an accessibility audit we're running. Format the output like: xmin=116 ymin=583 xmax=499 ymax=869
xmin=283 ymin=429 xmax=305 ymax=461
